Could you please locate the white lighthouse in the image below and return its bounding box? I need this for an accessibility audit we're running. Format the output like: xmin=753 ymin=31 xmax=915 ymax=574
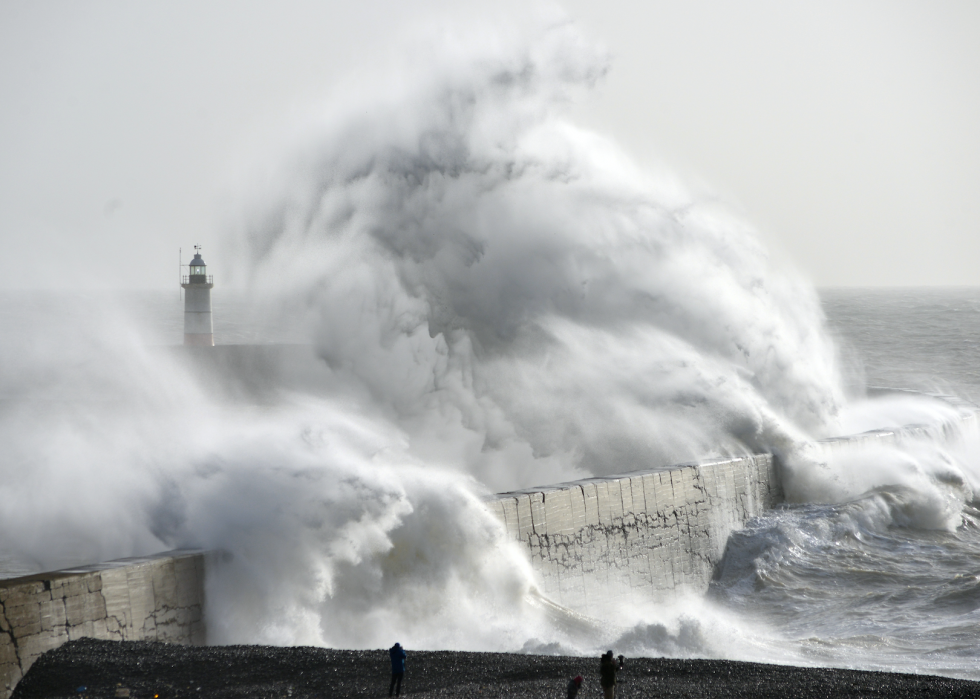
xmin=181 ymin=246 xmax=214 ymax=346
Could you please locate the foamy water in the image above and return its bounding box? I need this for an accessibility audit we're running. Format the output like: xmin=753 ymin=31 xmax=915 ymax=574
xmin=701 ymin=293 xmax=980 ymax=680
xmin=1 ymin=18 xmax=978 ymax=680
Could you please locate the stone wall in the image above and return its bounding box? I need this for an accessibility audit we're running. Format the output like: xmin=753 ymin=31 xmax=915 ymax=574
xmin=487 ymin=455 xmax=781 ymax=609
xmin=0 ymin=550 xmax=205 ymax=699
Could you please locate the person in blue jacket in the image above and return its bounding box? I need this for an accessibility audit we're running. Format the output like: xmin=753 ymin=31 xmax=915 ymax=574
xmin=389 ymin=642 xmax=407 ymax=697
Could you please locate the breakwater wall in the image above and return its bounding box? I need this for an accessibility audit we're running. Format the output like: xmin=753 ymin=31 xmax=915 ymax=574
xmin=1 ymin=550 xmax=205 ymax=699
xmin=486 ymin=392 xmax=979 ymax=609
xmin=487 ymin=454 xmax=781 ymax=608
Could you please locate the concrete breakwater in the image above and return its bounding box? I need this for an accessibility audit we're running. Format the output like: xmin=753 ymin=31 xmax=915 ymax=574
xmin=1 ymin=550 xmax=205 ymax=699
xmin=487 ymin=454 xmax=781 ymax=608
xmin=486 ymin=392 xmax=978 ymax=610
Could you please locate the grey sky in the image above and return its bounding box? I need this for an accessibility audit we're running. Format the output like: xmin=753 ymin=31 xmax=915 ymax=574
xmin=1 ymin=0 xmax=978 ymax=290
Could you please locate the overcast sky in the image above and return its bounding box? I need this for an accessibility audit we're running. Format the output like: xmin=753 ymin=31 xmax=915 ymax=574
xmin=1 ymin=0 xmax=978 ymax=290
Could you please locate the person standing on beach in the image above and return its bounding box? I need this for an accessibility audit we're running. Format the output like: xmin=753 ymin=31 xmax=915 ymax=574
xmin=599 ymin=651 xmax=624 ymax=699
xmin=567 ymin=674 xmax=584 ymax=698
xmin=389 ymin=642 xmax=406 ymax=697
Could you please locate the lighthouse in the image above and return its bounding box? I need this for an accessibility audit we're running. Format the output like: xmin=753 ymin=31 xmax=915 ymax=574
xmin=181 ymin=246 xmax=214 ymax=346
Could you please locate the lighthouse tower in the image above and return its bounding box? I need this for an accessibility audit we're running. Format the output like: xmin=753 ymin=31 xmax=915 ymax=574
xmin=180 ymin=246 xmax=214 ymax=346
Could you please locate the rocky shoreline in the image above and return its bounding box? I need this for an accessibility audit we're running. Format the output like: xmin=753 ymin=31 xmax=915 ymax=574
xmin=11 ymin=638 xmax=980 ymax=699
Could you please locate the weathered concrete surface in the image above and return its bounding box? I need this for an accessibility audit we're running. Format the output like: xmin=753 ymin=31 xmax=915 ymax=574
xmin=488 ymin=454 xmax=781 ymax=608
xmin=0 ymin=550 xmax=205 ymax=699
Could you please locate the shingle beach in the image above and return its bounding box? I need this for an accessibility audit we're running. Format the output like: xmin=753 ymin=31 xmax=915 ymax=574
xmin=11 ymin=638 xmax=980 ymax=699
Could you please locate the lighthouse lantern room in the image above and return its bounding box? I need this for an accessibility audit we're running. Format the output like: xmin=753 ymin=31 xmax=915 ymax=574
xmin=181 ymin=245 xmax=215 ymax=346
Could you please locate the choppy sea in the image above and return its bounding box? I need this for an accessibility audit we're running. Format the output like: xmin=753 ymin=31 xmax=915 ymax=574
xmin=707 ymin=287 xmax=980 ymax=679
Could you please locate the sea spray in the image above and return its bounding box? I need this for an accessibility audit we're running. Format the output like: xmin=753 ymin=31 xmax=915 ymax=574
xmin=0 ymin=300 xmax=556 ymax=648
xmin=780 ymin=393 xmax=979 ymax=526
xmin=239 ymin=19 xmax=844 ymax=492
xmin=2 ymin=13 xmax=979 ymax=676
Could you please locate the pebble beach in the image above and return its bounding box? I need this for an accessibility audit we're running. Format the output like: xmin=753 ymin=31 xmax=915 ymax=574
xmin=11 ymin=639 xmax=980 ymax=699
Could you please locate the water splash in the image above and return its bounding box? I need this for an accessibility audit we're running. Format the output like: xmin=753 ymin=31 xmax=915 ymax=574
xmin=240 ymin=18 xmax=844 ymax=492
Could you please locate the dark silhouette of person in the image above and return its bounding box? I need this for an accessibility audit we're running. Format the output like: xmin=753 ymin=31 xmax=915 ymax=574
xmin=389 ymin=642 xmax=407 ymax=697
xmin=599 ymin=650 xmax=624 ymax=699
xmin=567 ymin=674 xmax=584 ymax=698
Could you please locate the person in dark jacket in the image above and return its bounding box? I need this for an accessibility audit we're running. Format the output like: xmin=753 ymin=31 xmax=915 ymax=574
xmin=567 ymin=674 xmax=584 ymax=698
xmin=389 ymin=643 xmax=407 ymax=697
xmin=599 ymin=650 xmax=624 ymax=699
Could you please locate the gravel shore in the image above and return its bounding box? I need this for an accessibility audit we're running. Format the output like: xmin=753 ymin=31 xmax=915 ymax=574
xmin=11 ymin=638 xmax=980 ymax=699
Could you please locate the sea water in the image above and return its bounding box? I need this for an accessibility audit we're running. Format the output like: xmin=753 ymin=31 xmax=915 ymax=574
xmin=703 ymin=288 xmax=980 ymax=680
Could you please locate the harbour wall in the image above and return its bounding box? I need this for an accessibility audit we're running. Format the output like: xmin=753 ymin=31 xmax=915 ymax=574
xmin=486 ymin=392 xmax=978 ymax=609
xmin=1 ymin=550 xmax=205 ymax=699
xmin=488 ymin=454 xmax=781 ymax=608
